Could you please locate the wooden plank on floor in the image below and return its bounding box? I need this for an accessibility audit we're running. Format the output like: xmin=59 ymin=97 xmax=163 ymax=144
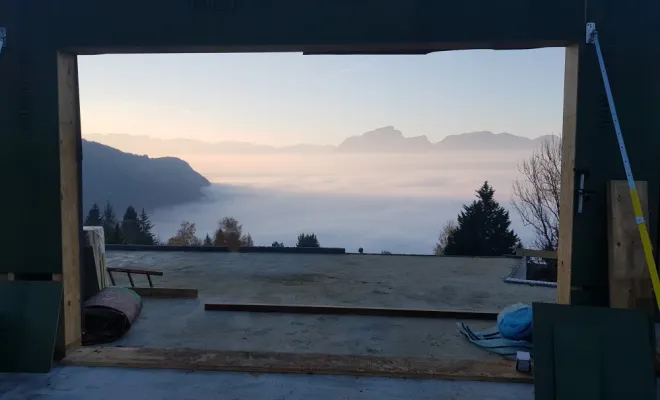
xmin=131 ymin=287 xmax=198 ymax=299
xmin=607 ymin=180 xmax=654 ymax=312
xmin=204 ymin=303 xmax=499 ymax=320
xmin=61 ymin=347 xmax=531 ymax=383
xmin=107 ymin=267 xmax=164 ymax=276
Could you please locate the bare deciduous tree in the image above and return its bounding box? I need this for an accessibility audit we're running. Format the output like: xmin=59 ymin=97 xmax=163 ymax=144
xmin=434 ymin=220 xmax=457 ymax=255
xmin=167 ymin=221 xmax=201 ymax=246
xmin=511 ymin=136 xmax=561 ymax=251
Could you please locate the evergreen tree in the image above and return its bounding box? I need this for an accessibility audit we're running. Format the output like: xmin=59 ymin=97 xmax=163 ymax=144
xmin=203 ymin=234 xmax=213 ymax=246
xmin=296 ymin=233 xmax=320 ymax=248
xmin=121 ymin=206 xmax=141 ymax=244
xmin=137 ymin=208 xmax=155 ymax=245
xmin=443 ymin=181 xmax=520 ymax=257
xmin=112 ymin=222 xmax=125 ymax=244
xmin=102 ymin=203 xmax=118 ymax=243
xmin=272 ymin=241 xmax=284 ymax=248
xmin=84 ymin=203 xmax=104 ymax=226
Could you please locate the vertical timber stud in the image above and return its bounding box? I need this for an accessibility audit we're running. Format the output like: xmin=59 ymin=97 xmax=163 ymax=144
xmin=57 ymin=52 xmax=82 ymax=354
xmin=557 ymin=45 xmax=580 ymax=305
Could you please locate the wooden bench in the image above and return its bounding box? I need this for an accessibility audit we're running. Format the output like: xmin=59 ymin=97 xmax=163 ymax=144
xmin=106 ymin=267 xmax=163 ymax=288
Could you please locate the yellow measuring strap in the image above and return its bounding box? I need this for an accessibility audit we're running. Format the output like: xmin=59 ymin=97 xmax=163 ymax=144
xmin=630 ymin=188 xmax=660 ymax=312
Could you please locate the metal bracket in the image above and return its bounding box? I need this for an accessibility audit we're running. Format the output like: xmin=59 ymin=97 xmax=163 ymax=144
xmin=586 ymin=22 xmax=596 ymax=44
xmin=576 ymin=169 xmax=593 ymax=214
xmin=516 ymin=351 xmax=532 ymax=373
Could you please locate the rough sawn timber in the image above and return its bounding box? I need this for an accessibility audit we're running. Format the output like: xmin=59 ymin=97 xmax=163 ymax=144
xmin=62 ymin=347 xmax=532 ymax=383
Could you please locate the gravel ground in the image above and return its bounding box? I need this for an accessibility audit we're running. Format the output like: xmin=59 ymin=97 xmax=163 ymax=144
xmin=102 ymin=251 xmax=554 ymax=360
xmin=106 ymin=251 xmax=556 ymax=310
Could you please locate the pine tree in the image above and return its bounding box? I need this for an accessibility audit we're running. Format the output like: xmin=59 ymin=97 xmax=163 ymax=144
xmin=137 ymin=208 xmax=155 ymax=245
xmin=203 ymin=234 xmax=213 ymax=246
xmin=102 ymin=203 xmax=118 ymax=243
xmin=296 ymin=233 xmax=320 ymax=248
xmin=122 ymin=206 xmax=140 ymax=245
xmin=112 ymin=222 xmax=125 ymax=244
xmin=84 ymin=203 xmax=104 ymax=226
xmin=443 ymin=181 xmax=520 ymax=257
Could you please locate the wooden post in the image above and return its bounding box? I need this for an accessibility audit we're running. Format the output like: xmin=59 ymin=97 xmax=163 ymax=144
xmin=556 ymin=44 xmax=579 ymax=305
xmin=607 ymin=180 xmax=654 ymax=312
xmin=57 ymin=52 xmax=82 ymax=354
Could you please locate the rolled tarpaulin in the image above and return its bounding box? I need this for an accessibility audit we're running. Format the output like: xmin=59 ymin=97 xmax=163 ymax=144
xmin=497 ymin=303 xmax=533 ymax=341
xmin=82 ymin=286 xmax=143 ymax=345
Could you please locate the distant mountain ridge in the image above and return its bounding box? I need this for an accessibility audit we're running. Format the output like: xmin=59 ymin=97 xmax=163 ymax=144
xmin=85 ymin=127 xmax=559 ymax=155
xmin=82 ymin=140 xmax=210 ymax=214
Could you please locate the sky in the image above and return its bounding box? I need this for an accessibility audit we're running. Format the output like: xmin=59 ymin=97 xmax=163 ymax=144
xmin=78 ymin=47 xmax=566 ymax=147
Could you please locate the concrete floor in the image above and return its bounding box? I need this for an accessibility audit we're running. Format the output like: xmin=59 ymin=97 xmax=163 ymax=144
xmin=106 ymin=251 xmax=556 ymax=310
xmin=100 ymin=251 xmax=556 ymax=359
xmin=103 ymin=251 xmax=554 ymax=360
xmin=0 ymin=251 xmax=551 ymax=399
xmin=0 ymin=367 xmax=535 ymax=400
xmin=104 ymin=297 xmax=503 ymax=360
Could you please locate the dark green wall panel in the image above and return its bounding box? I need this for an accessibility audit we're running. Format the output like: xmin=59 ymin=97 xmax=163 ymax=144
xmin=0 ymin=2 xmax=62 ymax=274
xmin=533 ymin=303 xmax=656 ymax=400
xmin=14 ymin=51 xmax=63 ymax=274
xmin=570 ymin=0 xmax=660 ymax=295
xmin=0 ymin=281 xmax=62 ymax=373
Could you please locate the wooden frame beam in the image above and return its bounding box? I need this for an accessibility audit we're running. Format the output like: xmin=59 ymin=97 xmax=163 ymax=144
xmin=55 ymin=43 xmax=581 ymax=353
xmin=57 ymin=52 xmax=82 ymax=355
xmin=204 ymin=303 xmax=499 ymax=320
xmin=62 ymin=347 xmax=532 ymax=383
xmin=58 ymin=44 xmax=579 ymax=347
xmin=557 ymin=44 xmax=580 ymax=304
xmin=131 ymin=287 xmax=198 ymax=299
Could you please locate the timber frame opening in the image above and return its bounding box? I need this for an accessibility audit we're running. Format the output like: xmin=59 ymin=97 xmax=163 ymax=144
xmin=58 ymin=41 xmax=579 ymax=357
xmin=4 ymin=0 xmax=659 ymax=363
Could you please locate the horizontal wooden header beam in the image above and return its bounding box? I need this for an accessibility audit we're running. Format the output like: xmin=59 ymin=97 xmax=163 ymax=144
xmin=20 ymin=0 xmax=584 ymax=53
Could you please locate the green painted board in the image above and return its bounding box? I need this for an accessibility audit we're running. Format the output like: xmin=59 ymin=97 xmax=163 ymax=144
xmin=533 ymin=303 xmax=656 ymax=400
xmin=0 ymin=281 xmax=63 ymax=373
xmin=569 ymin=0 xmax=660 ymax=291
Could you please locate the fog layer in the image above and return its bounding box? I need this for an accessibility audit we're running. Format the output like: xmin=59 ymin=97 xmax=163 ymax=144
xmin=148 ymin=150 xmax=533 ymax=254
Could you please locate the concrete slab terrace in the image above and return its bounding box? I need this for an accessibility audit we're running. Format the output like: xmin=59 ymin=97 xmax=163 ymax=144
xmin=101 ymin=297 xmax=501 ymax=360
xmin=100 ymin=252 xmax=555 ymax=360
xmin=0 ymin=366 xmax=534 ymax=400
xmin=105 ymin=251 xmax=556 ymax=310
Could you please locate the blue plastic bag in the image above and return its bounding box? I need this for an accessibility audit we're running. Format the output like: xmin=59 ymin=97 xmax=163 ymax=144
xmin=497 ymin=303 xmax=533 ymax=340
